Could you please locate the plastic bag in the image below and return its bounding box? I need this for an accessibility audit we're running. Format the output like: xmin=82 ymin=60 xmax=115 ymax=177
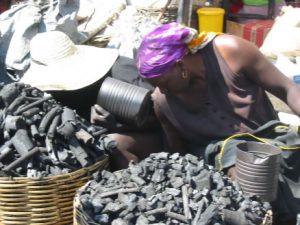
xmin=260 ymin=6 xmax=300 ymax=60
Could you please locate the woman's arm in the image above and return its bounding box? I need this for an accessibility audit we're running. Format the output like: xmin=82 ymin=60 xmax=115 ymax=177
xmin=153 ymin=100 xmax=188 ymax=154
xmin=215 ymin=34 xmax=300 ymax=116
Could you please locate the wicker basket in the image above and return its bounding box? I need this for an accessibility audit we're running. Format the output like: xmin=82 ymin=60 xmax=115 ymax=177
xmin=73 ymin=181 xmax=93 ymax=225
xmin=0 ymin=156 xmax=109 ymax=225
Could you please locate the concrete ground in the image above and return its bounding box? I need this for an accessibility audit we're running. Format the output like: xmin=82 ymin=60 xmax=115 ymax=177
xmin=267 ymin=93 xmax=300 ymax=125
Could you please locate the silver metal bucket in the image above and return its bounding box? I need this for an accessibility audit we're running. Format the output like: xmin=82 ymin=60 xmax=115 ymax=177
xmin=97 ymin=77 xmax=152 ymax=127
xmin=236 ymin=141 xmax=282 ymax=202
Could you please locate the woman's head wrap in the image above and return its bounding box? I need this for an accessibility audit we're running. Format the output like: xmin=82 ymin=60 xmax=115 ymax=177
xmin=137 ymin=22 xmax=218 ymax=79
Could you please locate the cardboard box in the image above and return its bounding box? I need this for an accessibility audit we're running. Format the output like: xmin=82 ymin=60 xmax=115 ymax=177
xmin=226 ymin=20 xmax=274 ymax=47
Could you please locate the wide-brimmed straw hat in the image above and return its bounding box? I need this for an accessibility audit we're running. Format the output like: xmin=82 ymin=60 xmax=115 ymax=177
xmin=20 ymin=31 xmax=119 ymax=91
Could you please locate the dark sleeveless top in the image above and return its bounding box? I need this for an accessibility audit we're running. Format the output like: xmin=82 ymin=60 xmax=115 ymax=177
xmin=152 ymin=38 xmax=278 ymax=155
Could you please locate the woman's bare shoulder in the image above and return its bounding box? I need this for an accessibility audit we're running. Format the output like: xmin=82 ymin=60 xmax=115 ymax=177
xmin=214 ymin=34 xmax=258 ymax=55
xmin=213 ymin=34 xmax=261 ymax=72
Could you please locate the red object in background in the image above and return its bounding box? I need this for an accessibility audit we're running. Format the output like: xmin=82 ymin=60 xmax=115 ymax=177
xmin=242 ymin=20 xmax=274 ymax=47
xmin=0 ymin=0 xmax=11 ymax=13
xmin=230 ymin=0 xmax=244 ymax=13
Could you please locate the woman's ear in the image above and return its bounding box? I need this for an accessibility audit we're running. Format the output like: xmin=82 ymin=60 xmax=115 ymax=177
xmin=176 ymin=59 xmax=184 ymax=68
xmin=176 ymin=59 xmax=189 ymax=79
xmin=176 ymin=59 xmax=189 ymax=73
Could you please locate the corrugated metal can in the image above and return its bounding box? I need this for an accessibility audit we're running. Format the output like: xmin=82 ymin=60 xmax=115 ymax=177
xmin=236 ymin=141 xmax=281 ymax=202
xmin=97 ymin=77 xmax=152 ymax=127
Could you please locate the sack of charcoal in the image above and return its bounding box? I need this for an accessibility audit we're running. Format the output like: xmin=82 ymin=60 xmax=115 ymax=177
xmin=0 ymin=82 xmax=111 ymax=225
xmin=74 ymin=152 xmax=273 ymax=225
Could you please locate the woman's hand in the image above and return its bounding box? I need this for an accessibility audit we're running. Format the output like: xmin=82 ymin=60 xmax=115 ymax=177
xmin=226 ymin=166 xmax=237 ymax=180
xmin=90 ymin=104 xmax=116 ymax=130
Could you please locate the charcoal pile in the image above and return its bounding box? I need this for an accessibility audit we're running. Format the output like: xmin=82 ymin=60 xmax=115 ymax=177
xmin=77 ymin=152 xmax=272 ymax=225
xmin=0 ymin=82 xmax=111 ymax=177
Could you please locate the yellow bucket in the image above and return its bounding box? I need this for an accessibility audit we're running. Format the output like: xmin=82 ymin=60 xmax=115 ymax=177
xmin=197 ymin=7 xmax=225 ymax=33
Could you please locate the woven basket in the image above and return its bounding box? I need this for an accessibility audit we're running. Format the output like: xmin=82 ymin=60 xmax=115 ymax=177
xmin=73 ymin=181 xmax=93 ymax=225
xmin=0 ymin=156 xmax=109 ymax=225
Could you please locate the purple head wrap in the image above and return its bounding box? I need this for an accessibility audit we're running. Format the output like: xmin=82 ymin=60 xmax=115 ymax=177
xmin=137 ymin=22 xmax=191 ymax=79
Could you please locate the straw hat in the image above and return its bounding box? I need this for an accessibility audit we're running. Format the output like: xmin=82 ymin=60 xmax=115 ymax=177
xmin=20 ymin=31 xmax=119 ymax=91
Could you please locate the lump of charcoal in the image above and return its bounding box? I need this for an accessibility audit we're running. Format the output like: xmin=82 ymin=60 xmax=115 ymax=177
xmin=94 ymin=214 xmax=110 ymax=224
xmin=112 ymin=218 xmax=127 ymax=225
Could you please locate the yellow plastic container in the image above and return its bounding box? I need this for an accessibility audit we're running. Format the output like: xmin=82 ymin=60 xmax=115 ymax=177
xmin=197 ymin=7 xmax=225 ymax=33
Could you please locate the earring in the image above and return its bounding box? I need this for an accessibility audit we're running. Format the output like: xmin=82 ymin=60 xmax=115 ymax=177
xmin=182 ymin=70 xmax=188 ymax=79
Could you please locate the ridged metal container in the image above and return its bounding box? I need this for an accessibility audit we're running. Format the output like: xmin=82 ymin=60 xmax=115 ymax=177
xmin=236 ymin=141 xmax=281 ymax=202
xmin=97 ymin=77 xmax=152 ymax=127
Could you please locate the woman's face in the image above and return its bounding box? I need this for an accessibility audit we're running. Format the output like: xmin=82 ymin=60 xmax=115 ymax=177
xmin=148 ymin=62 xmax=190 ymax=95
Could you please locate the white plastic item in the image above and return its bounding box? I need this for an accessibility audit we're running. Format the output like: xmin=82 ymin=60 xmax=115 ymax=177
xmin=275 ymin=54 xmax=300 ymax=82
xmin=278 ymin=112 xmax=300 ymax=126
xmin=260 ymin=6 xmax=300 ymax=60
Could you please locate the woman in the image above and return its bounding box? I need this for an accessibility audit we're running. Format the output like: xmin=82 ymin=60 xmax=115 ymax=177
xmin=136 ymin=22 xmax=300 ymax=224
xmin=137 ymin=22 xmax=300 ymax=156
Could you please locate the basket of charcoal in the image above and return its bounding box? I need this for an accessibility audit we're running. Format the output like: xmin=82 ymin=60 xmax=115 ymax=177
xmin=0 ymin=82 xmax=111 ymax=225
xmin=74 ymin=152 xmax=273 ymax=225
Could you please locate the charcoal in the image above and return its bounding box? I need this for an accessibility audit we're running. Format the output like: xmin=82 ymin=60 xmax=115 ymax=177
xmin=157 ymin=162 xmax=168 ymax=169
xmin=223 ymin=209 xmax=249 ymax=225
xmin=99 ymin=198 xmax=113 ymax=205
xmin=155 ymin=152 xmax=169 ymax=160
xmin=91 ymin=196 xmax=104 ymax=210
xmin=81 ymin=194 xmax=93 ymax=209
xmin=212 ymin=172 xmax=224 ymax=191
xmin=77 ymin=153 xmax=271 ymax=225
xmin=170 ymin=177 xmax=184 ymax=188
xmin=49 ymin=165 xmax=63 ymax=176
xmin=125 ymin=182 xmax=138 ymax=188
xmin=118 ymin=193 xmax=137 ymax=212
xmin=130 ymin=175 xmax=146 ymax=185
xmin=0 ymin=83 xmax=108 ymax=177
xmin=167 ymin=170 xmax=182 ymax=179
xmin=158 ymin=193 xmax=173 ymax=202
xmin=148 ymin=195 xmax=159 ymax=207
xmin=147 ymin=215 xmax=156 ymax=223
xmin=128 ymin=162 xmax=143 ymax=175
xmin=141 ymin=184 xmax=156 ymax=198
xmin=151 ymin=169 xmax=166 ymax=183
xmin=102 ymin=202 xmax=126 ymax=213
xmin=137 ymin=198 xmax=148 ymax=211
xmin=123 ymin=212 xmax=135 ymax=221
xmin=169 ymin=152 xmax=180 ymax=160
xmin=119 ymin=209 xmax=129 ymax=217
xmin=118 ymin=193 xmax=137 ymax=204
xmin=165 ymin=201 xmax=176 ymax=211
xmin=184 ymin=154 xmax=199 ymax=165
xmin=184 ymin=162 xmax=198 ymax=176
xmin=191 ymin=174 xmax=211 ymax=190
xmin=198 ymin=204 xmax=219 ymax=225
xmin=112 ymin=218 xmax=127 ymax=225
xmin=166 ymin=188 xmax=181 ymax=197
xmin=171 ymin=163 xmax=183 ymax=171
xmin=56 ymin=149 xmax=70 ymax=161
xmin=136 ymin=215 xmax=149 ymax=225
xmin=0 ymin=83 xmax=21 ymax=107
xmin=94 ymin=214 xmax=110 ymax=224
